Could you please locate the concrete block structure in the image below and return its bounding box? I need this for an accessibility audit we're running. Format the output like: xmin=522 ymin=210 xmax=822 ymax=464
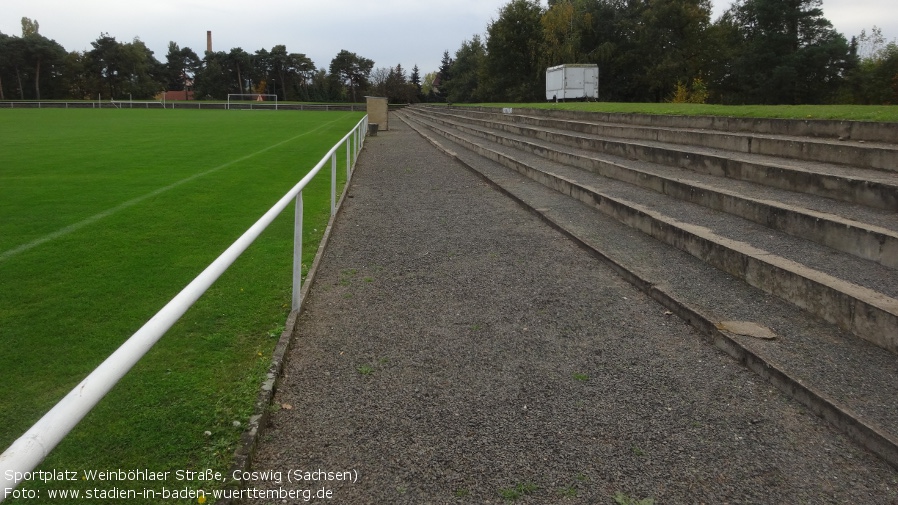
xmin=366 ymin=97 xmax=389 ymax=132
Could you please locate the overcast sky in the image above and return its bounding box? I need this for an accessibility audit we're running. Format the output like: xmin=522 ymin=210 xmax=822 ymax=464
xmin=2 ymin=0 xmax=896 ymax=76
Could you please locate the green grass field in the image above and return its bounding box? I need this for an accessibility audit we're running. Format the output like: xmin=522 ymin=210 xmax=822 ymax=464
xmin=0 ymin=108 xmax=364 ymax=504
xmin=459 ymin=102 xmax=898 ymax=122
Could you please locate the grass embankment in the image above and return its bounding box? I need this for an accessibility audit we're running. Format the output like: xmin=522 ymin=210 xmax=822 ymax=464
xmin=0 ymin=109 xmax=363 ymax=504
xmin=457 ymin=102 xmax=898 ymax=122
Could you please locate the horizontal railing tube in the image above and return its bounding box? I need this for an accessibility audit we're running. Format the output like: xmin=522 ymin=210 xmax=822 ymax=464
xmin=0 ymin=115 xmax=368 ymax=499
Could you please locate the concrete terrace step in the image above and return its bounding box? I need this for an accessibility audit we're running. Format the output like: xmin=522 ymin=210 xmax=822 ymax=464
xmin=402 ymin=109 xmax=898 ymax=356
xmin=402 ymin=107 xmax=898 ymax=353
xmin=396 ymin=109 xmax=898 ymax=472
xmin=418 ymin=106 xmax=898 ymax=212
xmin=456 ymin=105 xmax=898 ymax=143
xmin=406 ymin=108 xmax=898 ymax=270
xmin=428 ymin=106 xmax=898 ymax=172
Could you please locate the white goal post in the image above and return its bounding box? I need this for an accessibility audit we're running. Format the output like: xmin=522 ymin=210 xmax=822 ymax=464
xmin=227 ymin=94 xmax=279 ymax=110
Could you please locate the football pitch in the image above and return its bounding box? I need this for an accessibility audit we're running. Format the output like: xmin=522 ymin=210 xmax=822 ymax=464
xmin=0 ymin=108 xmax=364 ymax=502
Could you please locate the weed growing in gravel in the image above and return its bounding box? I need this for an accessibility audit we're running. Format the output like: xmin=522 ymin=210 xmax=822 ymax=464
xmin=631 ymin=445 xmax=646 ymax=456
xmin=499 ymin=481 xmax=538 ymax=500
xmin=454 ymin=488 xmax=470 ymax=497
xmin=572 ymin=372 xmax=590 ymax=382
xmin=613 ymin=491 xmax=655 ymax=505
xmin=557 ymin=472 xmax=588 ymax=498
xmin=339 ymin=268 xmax=358 ymax=286
xmin=356 ymin=365 xmax=374 ymax=376
xmin=559 ymin=485 xmax=577 ymax=497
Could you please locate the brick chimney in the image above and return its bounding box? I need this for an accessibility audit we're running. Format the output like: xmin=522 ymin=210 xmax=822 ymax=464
xmin=206 ymin=31 xmax=212 ymax=53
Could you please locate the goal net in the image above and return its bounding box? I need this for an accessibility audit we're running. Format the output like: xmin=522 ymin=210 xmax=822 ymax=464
xmin=227 ymin=94 xmax=279 ymax=110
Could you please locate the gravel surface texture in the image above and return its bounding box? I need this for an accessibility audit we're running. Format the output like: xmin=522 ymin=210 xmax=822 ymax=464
xmin=245 ymin=117 xmax=898 ymax=505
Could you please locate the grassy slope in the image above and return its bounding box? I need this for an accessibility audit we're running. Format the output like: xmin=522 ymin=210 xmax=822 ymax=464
xmin=0 ymin=109 xmax=363 ymax=503
xmin=456 ymin=102 xmax=898 ymax=122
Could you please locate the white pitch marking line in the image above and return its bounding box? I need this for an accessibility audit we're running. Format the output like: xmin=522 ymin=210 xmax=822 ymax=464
xmin=0 ymin=115 xmax=348 ymax=263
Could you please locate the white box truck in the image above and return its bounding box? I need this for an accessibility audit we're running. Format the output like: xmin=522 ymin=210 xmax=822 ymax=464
xmin=545 ymin=64 xmax=599 ymax=101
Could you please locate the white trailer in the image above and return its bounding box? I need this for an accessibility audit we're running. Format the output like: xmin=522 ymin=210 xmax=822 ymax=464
xmin=545 ymin=64 xmax=599 ymax=101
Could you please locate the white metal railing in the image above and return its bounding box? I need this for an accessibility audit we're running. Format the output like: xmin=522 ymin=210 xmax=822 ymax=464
xmin=0 ymin=115 xmax=369 ymax=500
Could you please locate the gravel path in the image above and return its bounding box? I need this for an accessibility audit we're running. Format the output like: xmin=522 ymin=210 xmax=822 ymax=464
xmin=243 ymin=117 xmax=898 ymax=505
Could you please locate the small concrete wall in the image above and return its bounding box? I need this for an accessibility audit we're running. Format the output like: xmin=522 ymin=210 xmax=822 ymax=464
xmin=366 ymin=97 xmax=389 ymax=131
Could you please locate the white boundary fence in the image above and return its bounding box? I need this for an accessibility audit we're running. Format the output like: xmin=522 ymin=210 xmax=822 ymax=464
xmin=227 ymin=94 xmax=278 ymax=110
xmin=0 ymin=100 xmax=367 ymax=111
xmin=0 ymin=115 xmax=369 ymax=500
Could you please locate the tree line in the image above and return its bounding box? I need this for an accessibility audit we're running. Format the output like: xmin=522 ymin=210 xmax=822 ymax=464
xmin=3 ymin=1 xmax=897 ymax=106
xmin=0 ymin=17 xmax=397 ymax=102
xmin=435 ymin=0 xmax=898 ymax=105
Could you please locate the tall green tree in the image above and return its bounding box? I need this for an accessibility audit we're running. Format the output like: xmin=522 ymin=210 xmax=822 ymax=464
xmin=386 ymin=64 xmax=405 ymax=102
xmin=438 ymin=50 xmax=454 ymax=83
xmin=481 ymin=0 xmax=545 ymax=102
xmin=563 ymin=0 xmax=632 ymax=102
xmin=541 ymin=0 xmax=594 ymax=66
xmin=721 ymin=0 xmax=850 ymax=104
xmin=841 ymin=33 xmax=898 ymax=104
xmin=328 ymin=50 xmax=373 ymax=102
xmin=20 ymin=17 xmax=39 ymax=37
xmin=285 ymin=52 xmax=316 ymax=101
xmin=588 ymin=0 xmax=654 ymax=102
xmin=121 ymin=38 xmax=164 ymax=98
xmin=227 ymin=47 xmax=251 ymax=94
xmin=446 ymin=35 xmax=487 ymax=103
xmin=252 ymin=48 xmax=272 ymax=93
xmin=61 ymin=50 xmax=90 ymax=99
xmin=410 ymin=64 xmax=423 ymax=101
xmin=268 ymin=44 xmax=290 ymax=100
xmin=0 ymin=32 xmax=10 ymax=99
xmin=86 ymin=34 xmax=163 ymax=99
xmin=87 ymin=33 xmax=124 ymax=98
xmin=2 ymin=18 xmax=67 ymax=100
xmin=636 ymin=0 xmax=712 ymax=101
xmin=164 ymin=42 xmax=200 ymax=92
xmin=307 ymin=68 xmax=340 ymax=101
xmin=194 ymin=50 xmax=230 ymax=99
xmin=433 ymin=50 xmax=454 ymax=101
xmin=422 ymin=71 xmax=438 ymax=101
xmin=260 ymin=45 xmax=315 ymax=100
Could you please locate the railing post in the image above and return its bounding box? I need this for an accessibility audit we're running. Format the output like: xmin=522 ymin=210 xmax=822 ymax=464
xmin=346 ymin=137 xmax=351 ymax=179
xmin=292 ymin=192 xmax=303 ymax=311
xmin=331 ymin=153 xmax=337 ymax=217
